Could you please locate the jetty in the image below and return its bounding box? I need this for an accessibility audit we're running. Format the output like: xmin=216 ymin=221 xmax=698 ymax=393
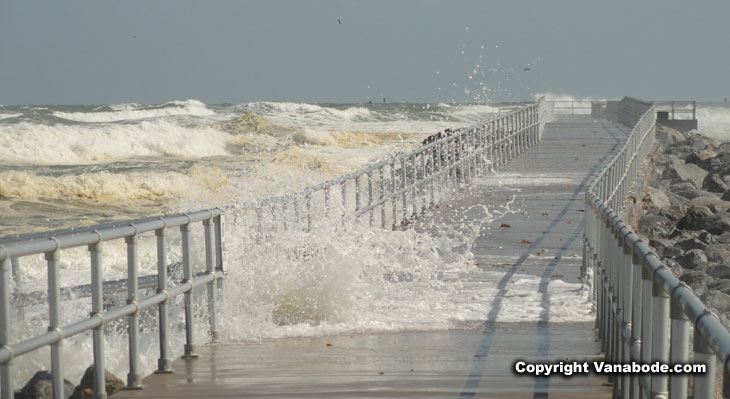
xmin=3 ymin=98 xmax=729 ymax=399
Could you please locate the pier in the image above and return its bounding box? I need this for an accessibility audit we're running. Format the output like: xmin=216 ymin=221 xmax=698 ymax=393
xmin=2 ymin=99 xmax=729 ymax=399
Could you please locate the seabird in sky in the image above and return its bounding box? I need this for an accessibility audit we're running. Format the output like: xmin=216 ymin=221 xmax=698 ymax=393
xmin=338 ymin=19 xmax=342 ymax=24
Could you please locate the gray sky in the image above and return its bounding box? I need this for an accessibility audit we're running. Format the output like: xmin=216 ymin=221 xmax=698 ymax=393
xmin=2 ymin=0 xmax=729 ymax=105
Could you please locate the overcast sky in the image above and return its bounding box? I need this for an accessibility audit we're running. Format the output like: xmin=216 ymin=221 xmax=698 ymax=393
xmin=1 ymin=0 xmax=729 ymax=105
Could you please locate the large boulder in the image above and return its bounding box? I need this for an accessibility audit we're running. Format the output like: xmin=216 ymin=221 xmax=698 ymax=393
xmin=687 ymin=196 xmax=730 ymax=212
xmin=670 ymin=182 xmax=698 ymax=192
xmin=696 ymin=213 xmax=730 ymax=235
xmin=679 ymin=270 xmax=712 ymax=285
xmin=684 ymin=135 xmax=721 ymax=151
xmin=704 ymin=174 xmax=729 ymax=193
xmin=658 ymin=205 xmax=688 ymax=223
xmin=16 ymin=371 xmax=75 ymax=399
xmin=686 ymin=148 xmax=719 ymax=166
xmin=705 ymin=244 xmax=730 ymax=264
xmin=706 ymin=291 xmax=730 ymax=312
xmin=69 ymin=367 xmax=124 ymax=399
xmin=656 ymin=125 xmax=686 ymax=146
xmin=637 ymin=213 xmax=675 ymax=238
xmin=699 ymin=154 xmax=730 ymax=175
xmin=718 ymin=231 xmax=730 ymax=244
xmin=643 ymin=186 xmax=671 ymax=210
xmin=707 ymin=264 xmax=730 ymax=280
xmin=674 ymin=189 xmax=714 ymax=200
xmin=675 ymin=249 xmax=708 ymax=270
xmin=722 ymin=189 xmax=730 ymax=202
xmin=661 ymin=159 xmax=709 ymax=188
xmin=678 ymin=205 xmax=714 ymax=230
xmin=676 ymin=237 xmax=707 ymax=251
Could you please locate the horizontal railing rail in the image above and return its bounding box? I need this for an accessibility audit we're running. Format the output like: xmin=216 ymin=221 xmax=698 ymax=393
xmin=0 ymin=98 xmax=554 ymax=399
xmin=654 ymin=100 xmax=697 ymax=120
xmin=585 ymin=97 xmax=730 ymax=399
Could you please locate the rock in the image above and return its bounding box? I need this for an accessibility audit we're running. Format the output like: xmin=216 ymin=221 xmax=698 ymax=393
xmin=700 ymin=154 xmax=730 ymax=175
xmin=656 ymin=125 xmax=686 ymax=146
xmin=687 ymin=196 xmax=730 ymax=212
xmin=658 ymin=205 xmax=687 ymax=223
xmin=679 ymin=270 xmax=712 ymax=285
xmin=704 ymin=174 xmax=729 ymax=193
xmin=706 ymin=291 xmax=730 ymax=311
xmin=643 ymin=186 xmax=671 ymax=210
xmin=637 ymin=213 xmax=675 ymax=238
xmin=717 ymin=231 xmax=730 ymax=244
xmin=697 ymin=213 xmax=730 ymax=235
xmin=686 ymin=148 xmax=719 ymax=165
xmin=662 ymin=159 xmax=709 ymax=188
xmin=708 ymin=278 xmax=730 ymax=292
xmin=667 ymin=192 xmax=689 ymax=207
xmin=648 ymin=238 xmax=672 ymax=258
xmin=670 ymin=182 xmax=698 ymax=192
xmin=676 ymin=238 xmax=707 ymax=251
xmin=685 ymin=135 xmax=721 ymax=151
xmin=678 ymin=205 xmax=714 ymax=230
xmin=675 ymin=249 xmax=707 ymax=270
xmin=674 ymin=189 xmax=714 ymax=200
xmin=69 ymin=367 xmax=124 ymax=399
xmin=705 ymin=244 xmax=730 ymax=264
xmin=707 ymin=264 xmax=730 ymax=280
xmin=722 ymin=189 xmax=730 ymax=202
xmin=698 ymin=231 xmax=716 ymax=244
xmin=17 ymin=371 xmax=75 ymax=399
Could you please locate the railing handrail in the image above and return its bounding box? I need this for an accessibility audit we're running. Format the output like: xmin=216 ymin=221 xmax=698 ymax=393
xmin=585 ymin=97 xmax=730 ymax=399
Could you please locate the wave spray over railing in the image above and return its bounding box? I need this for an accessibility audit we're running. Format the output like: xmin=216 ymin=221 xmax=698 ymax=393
xmin=0 ymin=99 xmax=553 ymax=399
xmin=586 ymin=97 xmax=730 ymax=399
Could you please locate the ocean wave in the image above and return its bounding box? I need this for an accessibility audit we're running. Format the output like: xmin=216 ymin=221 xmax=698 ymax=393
xmin=244 ymin=101 xmax=375 ymax=123
xmin=52 ymin=99 xmax=214 ymax=123
xmin=0 ymin=113 xmax=22 ymax=120
xmin=0 ymin=119 xmax=234 ymax=164
xmin=0 ymin=166 xmax=230 ymax=203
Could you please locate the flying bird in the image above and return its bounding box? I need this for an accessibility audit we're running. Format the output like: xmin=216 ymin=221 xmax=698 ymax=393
xmin=338 ymin=19 xmax=342 ymax=24
xmin=523 ymin=67 xmax=531 ymax=71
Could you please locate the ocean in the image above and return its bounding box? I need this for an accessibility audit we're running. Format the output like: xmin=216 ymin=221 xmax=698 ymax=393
xmin=1 ymin=98 xmax=728 ymax=383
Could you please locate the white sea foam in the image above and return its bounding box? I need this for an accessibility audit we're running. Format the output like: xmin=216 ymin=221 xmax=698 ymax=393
xmin=696 ymin=106 xmax=730 ymax=142
xmin=0 ymin=120 xmax=233 ymax=164
xmin=52 ymin=99 xmax=214 ymax=123
xmin=0 ymin=113 xmax=21 ymax=120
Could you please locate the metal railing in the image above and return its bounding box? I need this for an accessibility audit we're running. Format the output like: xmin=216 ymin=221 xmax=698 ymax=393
xmin=0 ymin=210 xmax=224 ymax=399
xmin=585 ymin=97 xmax=730 ymax=399
xmin=232 ymin=98 xmax=553 ymax=240
xmin=0 ymin=98 xmax=554 ymax=399
xmin=654 ymin=100 xmax=697 ymax=120
xmin=552 ymin=100 xmax=601 ymax=115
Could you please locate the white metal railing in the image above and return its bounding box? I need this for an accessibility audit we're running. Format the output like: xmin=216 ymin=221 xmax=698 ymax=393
xmin=232 ymin=98 xmax=553 ymax=240
xmin=0 ymin=98 xmax=554 ymax=399
xmin=0 ymin=211 xmax=224 ymax=399
xmin=585 ymin=97 xmax=730 ymax=399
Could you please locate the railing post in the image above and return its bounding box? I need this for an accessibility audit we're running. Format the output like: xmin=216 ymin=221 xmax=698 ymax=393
xmin=125 ymin=231 xmax=142 ymax=389
xmin=401 ymin=158 xmax=407 ymax=223
xmin=180 ymin=222 xmax=197 ymax=359
xmin=630 ymin=249 xmax=643 ymax=399
xmin=651 ymin=276 xmax=670 ymax=398
xmin=367 ymin=172 xmax=374 ymax=226
xmin=693 ymin=332 xmax=716 ymax=399
xmin=355 ymin=175 xmax=361 ymax=216
xmin=43 ymin=246 xmax=65 ymax=399
xmin=0 ymin=257 xmax=12 ymax=399
xmin=640 ymin=259 xmax=654 ymax=395
xmin=391 ymin=162 xmax=397 ymax=228
xmin=324 ymin=186 xmax=330 ymax=219
xmin=341 ymin=182 xmax=348 ymax=226
xmin=411 ymin=154 xmax=418 ymax=218
xmin=89 ymin=240 xmax=107 ymax=399
xmin=669 ymin=295 xmax=689 ymax=399
xmin=204 ymin=219 xmax=220 ymax=341
xmin=155 ymin=227 xmax=172 ymax=373
xmin=306 ymin=193 xmax=313 ymax=232
xmin=214 ymin=214 xmax=224 ymax=291
xmin=379 ymin=167 xmax=386 ymax=229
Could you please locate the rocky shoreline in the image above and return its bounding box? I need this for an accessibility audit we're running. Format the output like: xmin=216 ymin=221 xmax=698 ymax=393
xmin=636 ymin=125 xmax=730 ymax=325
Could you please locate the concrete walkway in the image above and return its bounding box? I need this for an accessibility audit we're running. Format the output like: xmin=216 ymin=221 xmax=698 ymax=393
xmin=115 ymin=115 xmax=628 ymax=398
